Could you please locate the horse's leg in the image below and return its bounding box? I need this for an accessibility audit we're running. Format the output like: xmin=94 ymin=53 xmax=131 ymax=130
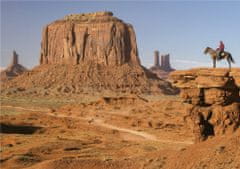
xmin=213 ymin=58 xmax=216 ymax=68
xmin=227 ymin=58 xmax=231 ymax=70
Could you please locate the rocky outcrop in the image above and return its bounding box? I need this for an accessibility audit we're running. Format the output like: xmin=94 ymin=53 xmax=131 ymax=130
xmin=160 ymin=54 xmax=174 ymax=72
xmin=40 ymin=11 xmax=140 ymax=66
xmin=149 ymin=51 xmax=175 ymax=79
xmin=0 ymin=51 xmax=27 ymax=82
xmin=170 ymin=68 xmax=240 ymax=142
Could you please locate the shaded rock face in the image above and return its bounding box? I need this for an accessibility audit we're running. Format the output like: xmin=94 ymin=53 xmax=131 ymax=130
xmin=160 ymin=54 xmax=174 ymax=72
xmin=40 ymin=11 xmax=140 ymax=66
xmin=11 ymin=51 xmax=19 ymax=66
xmin=170 ymin=68 xmax=240 ymax=142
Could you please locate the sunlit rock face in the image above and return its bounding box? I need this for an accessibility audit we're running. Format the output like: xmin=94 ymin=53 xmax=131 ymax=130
xmin=170 ymin=68 xmax=240 ymax=142
xmin=40 ymin=11 xmax=140 ymax=66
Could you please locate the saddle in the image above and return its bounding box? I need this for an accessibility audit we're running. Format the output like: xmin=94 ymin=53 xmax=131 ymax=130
xmin=217 ymin=51 xmax=225 ymax=60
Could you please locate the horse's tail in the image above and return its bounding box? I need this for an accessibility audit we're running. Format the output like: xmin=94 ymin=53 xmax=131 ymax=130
xmin=228 ymin=54 xmax=235 ymax=63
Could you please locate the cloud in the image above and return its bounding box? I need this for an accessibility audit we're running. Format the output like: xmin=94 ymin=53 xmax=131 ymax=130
xmin=173 ymin=59 xmax=210 ymax=65
xmin=172 ymin=59 xmax=236 ymax=69
xmin=172 ymin=59 xmax=211 ymax=69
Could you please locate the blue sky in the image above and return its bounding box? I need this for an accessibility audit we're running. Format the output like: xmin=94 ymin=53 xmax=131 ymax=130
xmin=1 ymin=1 xmax=240 ymax=69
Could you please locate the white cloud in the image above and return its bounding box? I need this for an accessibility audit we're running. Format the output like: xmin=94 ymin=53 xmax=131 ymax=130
xmin=173 ymin=59 xmax=209 ymax=65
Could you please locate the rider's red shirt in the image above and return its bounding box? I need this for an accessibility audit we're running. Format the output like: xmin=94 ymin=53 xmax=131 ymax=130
xmin=219 ymin=42 xmax=225 ymax=51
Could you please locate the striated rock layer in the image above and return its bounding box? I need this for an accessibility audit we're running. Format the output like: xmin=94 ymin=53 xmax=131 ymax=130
xmin=170 ymin=68 xmax=240 ymax=142
xmin=40 ymin=11 xmax=140 ymax=66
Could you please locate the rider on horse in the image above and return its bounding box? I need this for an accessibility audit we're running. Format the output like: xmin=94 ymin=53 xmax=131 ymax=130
xmin=216 ymin=41 xmax=225 ymax=60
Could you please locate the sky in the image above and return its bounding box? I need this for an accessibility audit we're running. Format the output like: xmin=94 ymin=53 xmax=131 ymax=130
xmin=1 ymin=1 xmax=240 ymax=70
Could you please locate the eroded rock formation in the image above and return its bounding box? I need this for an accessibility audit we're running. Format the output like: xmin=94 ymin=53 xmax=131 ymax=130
xmin=170 ymin=68 xmax=240 ymax=142
xmin=1 ymin=12 xmax=179 ymax=95
xmin=40 ymin=11 xmax=140 ymax=66
xmin=149 ymin=51 xmax=175 ymax=79
xmin=0 ymin=51 xmax=27 ymax=82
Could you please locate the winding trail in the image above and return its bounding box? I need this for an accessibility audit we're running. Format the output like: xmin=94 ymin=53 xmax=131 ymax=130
xmin=1 ymin=105 xmax=193 ymax=145
xmin=1 ymin=105 xmax=49 ymax=112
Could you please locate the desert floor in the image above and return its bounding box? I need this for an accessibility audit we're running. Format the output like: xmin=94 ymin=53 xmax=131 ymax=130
xmin=0 ymin=94 xmax=197 ymax=169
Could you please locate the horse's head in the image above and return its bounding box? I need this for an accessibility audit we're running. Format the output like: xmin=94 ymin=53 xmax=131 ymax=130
xmin=204 ymin=47 xmax=210 ymax=54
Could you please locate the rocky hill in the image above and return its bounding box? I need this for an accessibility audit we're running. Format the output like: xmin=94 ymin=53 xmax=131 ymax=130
xmin=170 ymin=68 xmax=240 ymax=142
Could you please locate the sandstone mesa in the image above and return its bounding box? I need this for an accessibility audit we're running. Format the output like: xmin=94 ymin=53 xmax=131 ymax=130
xmin=40 ymin=11 xmax=140 ymax=66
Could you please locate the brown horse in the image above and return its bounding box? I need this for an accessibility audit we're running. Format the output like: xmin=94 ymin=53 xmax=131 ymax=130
xmin=204 ymin=47 xmax=235 ymax=69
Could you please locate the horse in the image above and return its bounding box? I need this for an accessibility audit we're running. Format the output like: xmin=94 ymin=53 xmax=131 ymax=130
xmin=204 ymin=47 xmax=235 ymax=69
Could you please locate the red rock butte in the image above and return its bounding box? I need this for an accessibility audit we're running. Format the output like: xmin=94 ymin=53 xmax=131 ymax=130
xmin=149 ymin=51 xmax=175 ymax=79
xmin=1 ymin=12 xmax=177 ymax=95
xmin=40 ymin=11 xmax=140 ymax=66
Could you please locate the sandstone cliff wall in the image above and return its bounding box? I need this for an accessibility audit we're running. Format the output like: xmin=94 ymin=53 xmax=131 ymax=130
xmin=40 ymin=11 xmax=140 ymax=66
xmin=170 ymin=68 xmax=240 ymax=142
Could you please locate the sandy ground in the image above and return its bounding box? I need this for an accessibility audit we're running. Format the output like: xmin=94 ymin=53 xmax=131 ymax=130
xmin=1 ymin=95 xmax=239 ymax=169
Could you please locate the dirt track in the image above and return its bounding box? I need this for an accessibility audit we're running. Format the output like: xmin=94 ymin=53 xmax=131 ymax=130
xmin=1 ymin=97 xmax=239 ymax=169
xmin=1 ymin=105 xmax=193 ymax=144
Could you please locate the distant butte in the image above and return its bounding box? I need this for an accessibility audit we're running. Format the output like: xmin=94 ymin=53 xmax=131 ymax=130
xmin=149 ymin=51 xmax=175 ymax=79
xmin=0 ymin=51 xmax=27 ymax=82
xmin=1 ymin=12 xmax=177 ymax=95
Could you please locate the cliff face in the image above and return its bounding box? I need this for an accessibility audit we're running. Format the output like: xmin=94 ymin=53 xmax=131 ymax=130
xmin=170 ymin=68 xmax=240 ymax=142
xmin=40 ymin=11 xmax=140 ymax=66
xmin=170 ymin=68 xmax=240 ymax=105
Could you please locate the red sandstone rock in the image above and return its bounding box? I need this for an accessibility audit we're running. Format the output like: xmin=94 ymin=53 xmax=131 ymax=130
xmin=170 ymin=68 xmax=240 ymax=105
xmin=1 ymin=12 xmax=178 ymax=95
xmin=230 ymin=69 xmax=240 ymax=87
xmin=169 ymin=68 xmax=240 ymax=142
xmin=40 ymin=11 xmax=140 ymax=66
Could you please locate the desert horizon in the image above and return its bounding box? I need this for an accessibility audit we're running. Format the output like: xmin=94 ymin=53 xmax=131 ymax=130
xmin=1 ymin=2 xmax=240 ymax=169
